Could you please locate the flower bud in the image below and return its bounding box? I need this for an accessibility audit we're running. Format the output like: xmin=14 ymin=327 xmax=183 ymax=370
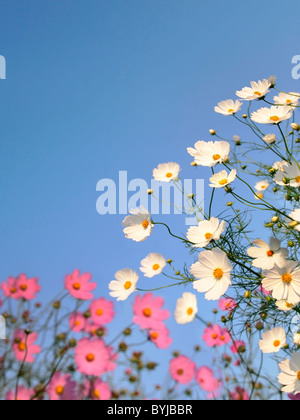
xmin=291 ymin=123 xmax=300 ymax=131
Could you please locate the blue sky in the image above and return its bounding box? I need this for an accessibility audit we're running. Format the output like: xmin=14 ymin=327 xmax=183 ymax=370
xmin=1 ymin=0 xmax=300 ymax=396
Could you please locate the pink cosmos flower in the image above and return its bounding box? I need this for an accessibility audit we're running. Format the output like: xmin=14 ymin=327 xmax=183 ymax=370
xmin=65 ymin=269 xmax=96 ymax=300
xmin=75 ymin=338 xmax=116 ymax=376
xmin=259 ymin=285 xmax=272 ymax=296
xmin=229 ymin=386 xmax=250 ymax=400
xmin=6 ymin=386 xmax=34 ymax=400
xmin=90 ymin=298 xmax=115 ymax=326
xmin=169 ymin=356 xmax=196 ymax=384
xmin=90 ymin=380 xmax=112 ymax=400
xmin=289 ymin=393 xmax=300 ymax=400
xmin=132 ymin=293 xmax=170 ymax=330
xmin=196 ymin=366 xmax=220 ymax=393
xmin=69 ymin=312 xmax=87 ymax=333
xmin=218 ymin=298 xmax=237 ymax=312
xmin=2 ymin=274 xmax=41 ymax=300
xmin=148 ymin=325 xmax=173 ymax=349
xmin=13 ymin=330 xmax=41 ymax=363
xmin=202 ymin=325 xmax=231 ymax=347
xmin=47 ymin=372 xmax=77 ymax=401
xmin=230 ymin=340 xmax=246 ymax=354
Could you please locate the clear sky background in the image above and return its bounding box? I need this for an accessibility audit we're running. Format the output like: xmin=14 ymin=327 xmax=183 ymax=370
xmin=1 ymin=0 xmax=300 ymax=396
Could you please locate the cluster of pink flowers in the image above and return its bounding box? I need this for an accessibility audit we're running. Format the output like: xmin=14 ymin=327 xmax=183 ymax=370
xmin=132 ymin=293 xmax=172 ymax=349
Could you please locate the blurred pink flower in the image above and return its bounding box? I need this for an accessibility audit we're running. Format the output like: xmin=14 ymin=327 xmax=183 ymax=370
xmin=1 ymin=274 xmax=41 ymax=300
xmin=6 ymin=386 xmax=34 ymax=400
xmin=69 ymin=312 xmax=87 ymax=333
xmin=65 ymin=269 xmax=96 ymax=300
xmin=133 ymin=293 xmax=170 ymax=330
xmin=90 ymin=298 xmax=115 ymax=326
xmin=47 ymin=372 xmax=77 ymax=401
xmin=148 ymin=325 xmax=173 ymax=349
xmin=218 ymin=298 xmax=237 ymax=311
xmin=259 ymin=285 xmax=272 ymax=296
xmin=229 ymin=386 xmax=250 ymax=400
xmin=169 ymin=355 xmax=196 ymax=384
xmin=90 ymin=380 xmax=112 ymax=400
xmin=230 ymin=340 xmax=246 ymax=354
xmin=202 ymin=325 xmax=230 ymax=347
xmin=196 ymin=366 xmax=220 ymax=393
xmin=13 ymin=330 xmax=41 ymax=363
xmin=75 ymin=338 xmax=116 ymax=376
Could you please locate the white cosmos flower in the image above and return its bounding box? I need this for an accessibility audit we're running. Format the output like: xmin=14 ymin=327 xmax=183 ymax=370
xmin=214 ymin=99 xmax=242 ymax=116
xmin=276 ymin=300 xmax=296 ymax=312
xmin=247 ymin=238 xmax=288 ymax=270
xmin=259 ymin=327 xmax=286 ymax=354
xmin=274 ymin=92 xmax=300 ymax=108
xmin=186 ymin=218 xmax=226 ymax=248
xmin=262 ymin=261 xmax=300 ymax=305
xmin=236 ymin=78 xmax=271 ymax=101
xmin=263 ymin=134 xmax=276 ymax=144
xmin=187 ymin=140 xmax=230 ymax=167
xmin=251 ymin=106 xmax=294 ymax=125
xmin=293 ymin=333 xmax=300 ymax=346
xmin=288 ymin=209 xmax=300 ymax=232
xmin=109 ymin=269 xmax=138 ymax=301
xmin=273 ymin=160 xmax=289 ymax=172
xmin=278 ymin=353 xmax=300 ymax=395
xmin=174 ymin=292 xmax=198 ymax=325
xmin=255 ymin=180 xmax=270 ymax=192
xmin=122 ymin=207 xmax=153 ymax=242
xmin=209 ymin=169 xmax=237 ymax=189
xmin=190 ymin=248 xmax=232 ymax=301
xmin=274 ymin=162 xmax=300 ymax=188
xmin=140 ymin=253 xmax=166 ymax=278
xmin=153 ymin=162 xmax=181 ymax=182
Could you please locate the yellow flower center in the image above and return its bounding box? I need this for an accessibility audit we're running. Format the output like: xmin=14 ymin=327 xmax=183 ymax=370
xmin=213 ymin=268 xmax=224 ymax=280
xmin=273 ymin=340 xmax=281 ymax=348
xmin=212 ymin=333 xmax=218 ymax=339
xmin=96 ymin=308 xmax=104 ymax=316
xmin=205 ymin=232 xmax=213 ymax=240
xmin=10 ymin=287 xmax=17 ymax=294
xmin=142 ymin=220 xmax=150 ymax=229
xmin=94 ymin=389 xmax=100 ymax=399
xmin=297 ymin=371 xmax=300 ymax=381
xmin=166 ymin=172 xmax=173 ymax=178
xmin=213 ymin=154 xmax=221 ymax=161
xmin=295 ymin=177 xmax=300 ymax=183
xmin=219 ymin=179 xmax=228 ymax=186
xmin=151 ymin=331 xmax=159 ymax=340
xmin=18 ymin=343 xmax=26 ymax=352
xmin=152 ymin=264 xmax=160 ymax=271
xmin=254 ymin=91 xmax=262 ymax=96
xmin=86 ymin=353 xmax=95 ymax=363
xmin=124 ymin=281 xmax=132 ymax=290
xmin=228 ymin=108 xmax=235 ymax=113
xmin=282 ymin=273 xmax=292 ymax=284
xmin=73 ymin=282 xmax=81 ymax=290
xmin=286 ymin=303 xmax=294 ymax=308
xmin=220 ymin=335 xmax=226 ymax=341
xmin=286 ymin=99 xmax=292 ymax=104
xmin=56 ymin=386 xmax=64 ymax=396
xmin=187 ymin=307 xmax=194 ymax=316
xmin=270 ymin=115 xmax=280 ymax=123
xmin=143 ymin=308 xmax=152 ymax=317
xmin=177 ymin=369 xmax=184 ymax=376
xmin=20 ymin=284 xmax=28 ymax=291
xmin=267 ymin=250 xmax=274 ymax=257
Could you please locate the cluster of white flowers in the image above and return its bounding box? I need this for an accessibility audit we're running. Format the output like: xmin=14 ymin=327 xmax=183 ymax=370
xmin=110 ymin=76 xmax=300 ymax=397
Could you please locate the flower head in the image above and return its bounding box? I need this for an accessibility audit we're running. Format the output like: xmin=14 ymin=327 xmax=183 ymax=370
xmin=90 ymin=298 xmax=115 ymax=326
xmin=236 ymin=79 xmax=271 ymax=101
xmin=187 ymin=141 xmax=230 ymax=167
xmin=109 ymin=268 xmax=138 ymax=301
xmin=1 ymin=274 xmax=41 ymax=300
xmin=6 ymin=386 xmax=34 ymax=401
xmin=75 ymin=338 xmax=116 ymax=376
xmin=153 ymin=162 xmax=181 ymax=182
xmin=132 ymin=293 xmax=169 ymax=330
xmin=214 ymin=99 xmax=242 ymax=116
xmin=13 ymin=330 xmax=41 ymax=363
xmin=251 ymin=106 xmax=294 ymax=125
xmin=174 ymin=292 xmax=198 ymax=325
xmin=196 ymin=367 xmax=220 ymax=393
xmin=259 ymin=327 xmax=286 ymax=353
xmin=186 ymin=217 xmax=226 ymax=248
xmin=274 ymin=92 xmax=300 ymax=108
xmin=209 ymin=169 xmax=237 ymax=189
xmin=47 ymin=372 xmax=77 ymax=401
xmin=190 ymin=249 xmax=232 ymax=301
xmin=122 ymin=207 xmax=153 ymax=242
xmin=169 ymin=356 xmax=196 ymax=384
xmin=202 ymin=324 xmax=230 ymax=347
xmin=148 ymin=325 xmax=173 ymax=349
xmin=278 ymin=353 xmax=300 ymax=395
xmin=140 ymin=253 xmax=166 ymax=278
xmin=65 ymin=269 xmax=96 ymax=300
xmin=247 ymin=238 xmax=288 ymax=270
